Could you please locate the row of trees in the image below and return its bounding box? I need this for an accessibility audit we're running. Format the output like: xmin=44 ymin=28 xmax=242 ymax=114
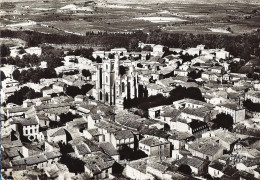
xmin=2 ymin=29 xmax=259 ymax=60
xmin=2 ymin=54 xmax=41 ymax=68
xmin=1 ymin=44 xmax=10 ymax=57
xmin=65 ymin=84 xmax=94 ymax=98
xmin=6 ymin=86 xmax=42 ymax=105
xmin=1 ymin=71 xmax=6 ymax=81
xmin=66 ymin=48 xmax=95 ymax=60
xmin=12 ymin=68 xmax=57 ymax=84
xmin=124 ymin=86 xmax=205 ymax=115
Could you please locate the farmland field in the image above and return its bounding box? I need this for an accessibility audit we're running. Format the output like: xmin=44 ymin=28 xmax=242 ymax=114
xmin=0 ymin=0 xmax=260 ymax=35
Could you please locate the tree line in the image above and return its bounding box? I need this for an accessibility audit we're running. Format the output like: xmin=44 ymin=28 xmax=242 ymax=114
xmin=12 ymin=68 xmax=57 ymax=84
xmin=124 ymin=86 xmax=205 ymax=117
xmin=2 ymin=29 xmax=260 ymax=61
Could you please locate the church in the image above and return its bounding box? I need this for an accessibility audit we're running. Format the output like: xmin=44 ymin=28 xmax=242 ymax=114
xmin=95 ymin=54 xmax=139 ymax=108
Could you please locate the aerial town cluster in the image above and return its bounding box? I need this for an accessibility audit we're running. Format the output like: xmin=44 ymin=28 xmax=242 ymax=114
xmin=1 ymin=41 xmax=260 ymax=180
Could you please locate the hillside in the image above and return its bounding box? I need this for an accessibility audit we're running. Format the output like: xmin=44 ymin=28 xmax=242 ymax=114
xmin=96 ymin=0 xmax=260 ymax=4
xmin=2 ymin=0 xmax=260 ymax=4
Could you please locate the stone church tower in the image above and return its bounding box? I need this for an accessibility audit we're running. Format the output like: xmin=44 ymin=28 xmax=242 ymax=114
xmin=95 ymin=54 xmax=139 ymax=107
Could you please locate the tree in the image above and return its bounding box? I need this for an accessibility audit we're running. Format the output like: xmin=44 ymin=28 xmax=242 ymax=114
xmin=6 ymin=86 xmax=42 ymax=105
xmin=59 ymin=112 xmax=80 ymax=125
xmin=46 ymin=55 xmax=63 ymax=69
xmin=108 ymin=53 xmax=115 ymax=59
xmin=81 ymin=84 xmax=93 ymax=94
xmin=119 ymin=66 xmax=126 ymax=76
xmin=186 ymin=87 xmax=205 ymax=101
xmin=1 ymin=44 xmax=10 ymax=57
xmin=12 ymin=69 xmax=20 ymax=81
xmin=178 ymin=164 xmax=192 ymax=175
xmin=243 ymin=99 xmax=260 ymax=112
xmin=60 ymin=153 xmax=85 ymax=173
xmin=188 ymin=70 xmax=202 ymax=80
xmin=82 ymin=69 xmax=91 ymax=78
xmin=18 ymin=48 xmax=26 ymax=54
xmin=96 ymin=56 xmax=102 ymax=63
xmin=65 ymin=86 xmax=81 ymax=98
xmin=137 ymin=63 xmax=143 ymax=68
xmin=213 ymin=113 xmax=234 ymax=130
xmin=1 ymin=71 xmax=6 ymax=81
xmin=142 ymin=45 xmax=152 ymax=51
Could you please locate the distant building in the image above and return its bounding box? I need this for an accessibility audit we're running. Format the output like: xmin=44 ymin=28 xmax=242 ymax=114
xmin=219 ymin=103 xmax=245 ymax=123
xmin=245 ymin=91 xmax=260 ymax=103
xmin=111 ymin=130 xmax=135 ymax=150
xmin=139 ymin=137 xmax=170 ymax=158
xmin=25 ymin=47 xmax=42 ymax=56
xmin=188 ymin=138 xmax=224 ymax=161
xmin=216 ymin=49 xmax=229 ymax=60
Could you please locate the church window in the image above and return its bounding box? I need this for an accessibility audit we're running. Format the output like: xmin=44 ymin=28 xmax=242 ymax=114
xmin=100 ymin=92 xmax=102 ymax=100
xmin=111 ymin=63 xmax=114 ymax=71
xmin=106 ymin=93 xmax=109 ymax=102
xmin=122 ymin=82 xmax=125 ymax=92
xmin=106 ymin=76 xmax=108 ymax=83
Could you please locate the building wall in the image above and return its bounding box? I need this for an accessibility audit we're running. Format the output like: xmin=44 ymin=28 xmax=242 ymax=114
xmin=208 ymin=166 xmax=224 ymax=178
xmin=23 ymin=124 xmax=39 ymax=137
xmin=220 ymin=106 xmax=245 ymax=123
xmin=124 ymin=165 xmax=153 ymax=180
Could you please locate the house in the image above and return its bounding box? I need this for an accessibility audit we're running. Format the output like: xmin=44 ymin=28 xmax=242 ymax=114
xmin=170 ymin=118 xmax=209 ymax=138
xmin=1 ymin=159 xmax=13 ymax=177
xmin=88 ymin=113 xmax=102 ymax=129
xmin=99 ymin=142 xmax=120 ymax=161
xmin=186 ymin=47 xmax=200 ymax=56
xmin=77 ymin=105 xmax=91 ymax=117
xmin=111 ymin=48 xmax=127 ymax=55
xmin=180 ymin=107 xmax=211 ymax=122
xmin=168 ymin=130 xmax=194 ymax=150
xmin=219 ymin=103 xmax=245 ymax=123
xmin=25 ymin=47 xmax=42 ymax=56
xmin=201 ymin=71 xmax=222 ymax=82
xmin=82 ymin=152 xmax=115 ymax=179
xmin=2 ymin=78 xmax=19 ymax=89
xmin=52 ymin=82 xmax=66 ymax=92
xmin=174 ymin=69 xmax=188 ymax=77
xmin=111 ymin=130 xmax=135 ymax=150
xmin=10 ymin=116 xmax=40 ymax=141
xmin=153 ymin=45 xmax=164 ymax=54
xmin=202 ymin=129 xmax=240 ymax=151
xmin=245 ymin=91 xmax=260 ymax=103
xmin=172 ymin=98 xmax=213 ymax=110
xmin=95 ymin=120 xmax=122 ymax=143
xmin=211 ymin=66 xmax=225 ymax=74
xmin=92 ymin=51 xmax=106 ymax=59
xmin=188 ymin=137 xmax=224 ymax=161
xmin=236 ymin=158 xmax=260 ymax=174
xmin=5 ymin=106 xmax=30 ymax=119
xmin=208 ymin=160 xmax=226 ymax=178
xmin=83 ymin=128 xmax=101 ymax=141
xmin=44 ymin=151 xmax=62 ymax=165
xmin=223 ymin=74 xmax=230 ymax=81
xmin=124 ymin=158 xmax=154 ymax=180
xmin=146 ymin=160 xmax=169 ymax=179
xmin=253 ymin=166 xmax=260 ymax=179
xmin=37 ymin=113 xmax=50 ymax=128
xmin=175 ymin=155 xmax=208 ymax=175
xmin=215 ymin=49 xmax=229 ymax=60
xmin=139 ymin=137 xmax=171 ymax=158
xmin=47 ymin=128 xmax=68 ymax=144
xmin=12 ymin=154 xmax=48 ymax=170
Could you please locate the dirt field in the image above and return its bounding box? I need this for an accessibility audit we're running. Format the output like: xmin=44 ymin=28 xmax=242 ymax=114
xmin=1 ymin=0 xmax=260 ymax=35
